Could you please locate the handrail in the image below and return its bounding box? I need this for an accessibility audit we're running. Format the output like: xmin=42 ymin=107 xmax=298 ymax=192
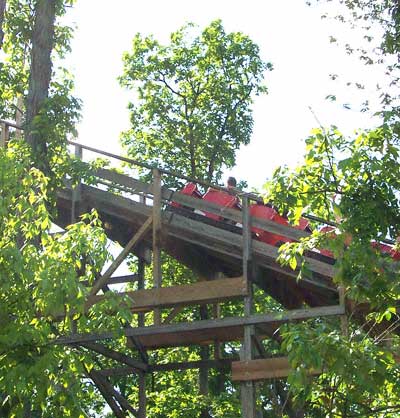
xmin=0 ymin=117 xmax=260 ymax=200
xmin=2 ymin=118 xmax=395 ymax=245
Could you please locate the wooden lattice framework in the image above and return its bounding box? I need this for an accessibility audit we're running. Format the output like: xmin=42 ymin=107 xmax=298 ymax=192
xmin=1 ymin=119 xmax=350 ymax=417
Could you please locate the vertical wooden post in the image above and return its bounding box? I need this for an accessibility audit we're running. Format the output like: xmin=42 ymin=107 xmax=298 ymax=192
xmin=15 ymin=96 xmax=23 ymax=139
xmin=138 ymin=371 xmax=146 ymax=418
xmin=240 ymin=196 xmax=256 ymax=418
xmin=152 ymin=168 xmax=162 ymax=325
xmin=71 ymin=143 xmax=83 ymax=223
xmin=138 ymin=258 xmax=145 ymax=328
xmin=138 ymin=194 xmax=147 ymax=329
xmin=199 ymin=305 xmax=209 ymax=418
xmin=338 ymin=286 xmax=348 ymax=337
xmin=213 ymin=302 xmax=225 ymax=395
xmin=1 ymin=122 xmax=9 ymax=147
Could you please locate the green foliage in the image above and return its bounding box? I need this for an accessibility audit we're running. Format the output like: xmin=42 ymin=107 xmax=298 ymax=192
xmin=0 ymin=141 xmax=129 ymax=416
xmin=309 ymin=0 xmax=400 ymax=112
xmin=0 ymin=0 xmax=81 ymax=188
xmin=265 ymin=123 xmax=400 ymax=308
xmin=119 ymin=19 xmax=270 ymax=186
xmin=281 ymin=320 xmax=400 ymax=417
xmin=264 ymin=119 xmax=400 ymax=415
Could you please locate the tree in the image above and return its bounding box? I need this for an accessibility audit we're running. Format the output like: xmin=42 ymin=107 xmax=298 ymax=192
xmin=0 ymin=141 xmax=124 ymax=416
xmin=0 ymin=2 xmax=129 ymax=416
xmin=118 ymin=20 xmax=269 ymax=417
xmin=119 ymin=19 xmax=270 ymax=185
xmin=258 ymin=3 xmax=400 ymax=415
xmin=0 ymin=0 xmax=6 ymax=49
xmin=263 ymin=123 xmax=400 ymax=416
xmin=25 ymin=0 xmax=56 ymax=165
xmin=309 ymin=0 xmax=400 ymax=113
xmin=0 ymin=0 xmax=80 ymax=184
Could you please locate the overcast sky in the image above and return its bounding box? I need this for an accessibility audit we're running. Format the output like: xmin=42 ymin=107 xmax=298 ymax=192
xmin=64 ymin=0 xmax=381 ymax=190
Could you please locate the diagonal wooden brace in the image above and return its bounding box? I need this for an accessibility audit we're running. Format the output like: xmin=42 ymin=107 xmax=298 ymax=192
xmin=89 ymin=216 xmax=153 ymax=297
xmin=89 ymin=370 xmax=125 ymax=418
xmin=80 ymin=342 xmax=148 ymax=372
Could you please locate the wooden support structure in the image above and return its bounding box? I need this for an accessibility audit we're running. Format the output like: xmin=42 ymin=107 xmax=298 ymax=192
xmin=152 ymin=168 xmax=162 ymax=325
xmin=57 ymin=305 xmax=345 ymax=347
xmin=4 ymin=119 xmax=355 ymax=417
xmin=89 ymin=216 xmax=153 ymax=297
xmin=1 ymin=122 xmax=9 ymax=147
xmin=338 ymin=286 xmax=348 ymax=337
xmin=138 ymin=372 xmax=146 ymax=418
xmin=15 ymin=96 xmax=23 ymax=139
xmin=240 ymin=197 xmax=256 ymax=418
xmin=137 ymin=259 xmax=145 ymax=327
xmin=89 ymin=370 xmax=126 ymax=418
xmin=99 ymin=359 xmax=234 ymax=378
xmin=81 ymin=274 xmax=138 ymax=287
xmin=163 ymin=305 xmax=184 ymax=324
xmin=71 ymin=143 xmax=83 ymax=223
xmin=87 ymin=276 xmax=247 ymax=312
xmin=251 ymin=335 xmax=267 ymax=358
xmin=80 ymin=342 xmax=148 ymax=372
xmin=232 ymin=357 xmax=321 ymax=381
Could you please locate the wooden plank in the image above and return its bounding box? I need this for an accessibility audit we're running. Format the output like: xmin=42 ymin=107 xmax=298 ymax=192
xmin=232 ymin=357 xmax=320 ymax=381
xmin=242 ymin=197 xmax=254 ymax=357
xmin=252 ymin=335 xmax=267 ymax=358
xmin=15 ymin=96 xmax=23 ymax=139
xmin=95 ymin=167 xmax=153 ymax=196
xmin=339 ymin=286 xmax=348 ymax=336
xmin=89 ymin=216 xmax=153 ymax=296
xmin=99 ymin=359 xmax=234 ymax=377
xmin=137 ymin=259 xmax=145 ymax=327
xmin=82 ymin=274 xmax=138 ymax=286
xmin=87 ymin=276 xmax=247 ymax=312
xmin=56 ymin=305 xmax=344 ymax=346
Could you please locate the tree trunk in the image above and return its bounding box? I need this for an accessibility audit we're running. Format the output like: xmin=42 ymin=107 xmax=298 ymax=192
xmin=25 ymin=0 xmax=56 ymax=165
xmin=0 ymin=0 xmax=6 ymax=50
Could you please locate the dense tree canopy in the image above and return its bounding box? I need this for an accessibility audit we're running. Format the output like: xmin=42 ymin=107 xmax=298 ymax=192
xmin=119 ymin=20 xmax=270 ymax=185
xmin=262 ymin=2 xmax=400 ymax=415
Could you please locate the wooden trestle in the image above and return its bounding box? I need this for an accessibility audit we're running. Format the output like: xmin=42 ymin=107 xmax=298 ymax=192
xmin=1 ymin=121 xmax=347 ymax=418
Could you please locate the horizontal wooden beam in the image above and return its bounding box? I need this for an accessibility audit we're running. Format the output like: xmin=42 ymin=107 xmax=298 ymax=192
xmin=98 ymin=359 xmax=234 ymax=377
xmin=232 ymin=357 xmax=320 ymax=381
xmin=81 ymin=274 xmax=138 ymax=286
xmin=55 ymin=305 xmax=344 ymax=346
xmin=87 ymin=276 xmax=247 ymax=312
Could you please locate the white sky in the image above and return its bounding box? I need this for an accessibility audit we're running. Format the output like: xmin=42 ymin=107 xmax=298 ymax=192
xmin=65 ymin=0 xmax=381 ymax=190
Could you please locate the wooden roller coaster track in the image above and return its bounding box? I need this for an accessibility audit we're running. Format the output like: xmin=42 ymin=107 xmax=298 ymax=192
xmin=1 ymin=119 xmax=375 ymax=418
